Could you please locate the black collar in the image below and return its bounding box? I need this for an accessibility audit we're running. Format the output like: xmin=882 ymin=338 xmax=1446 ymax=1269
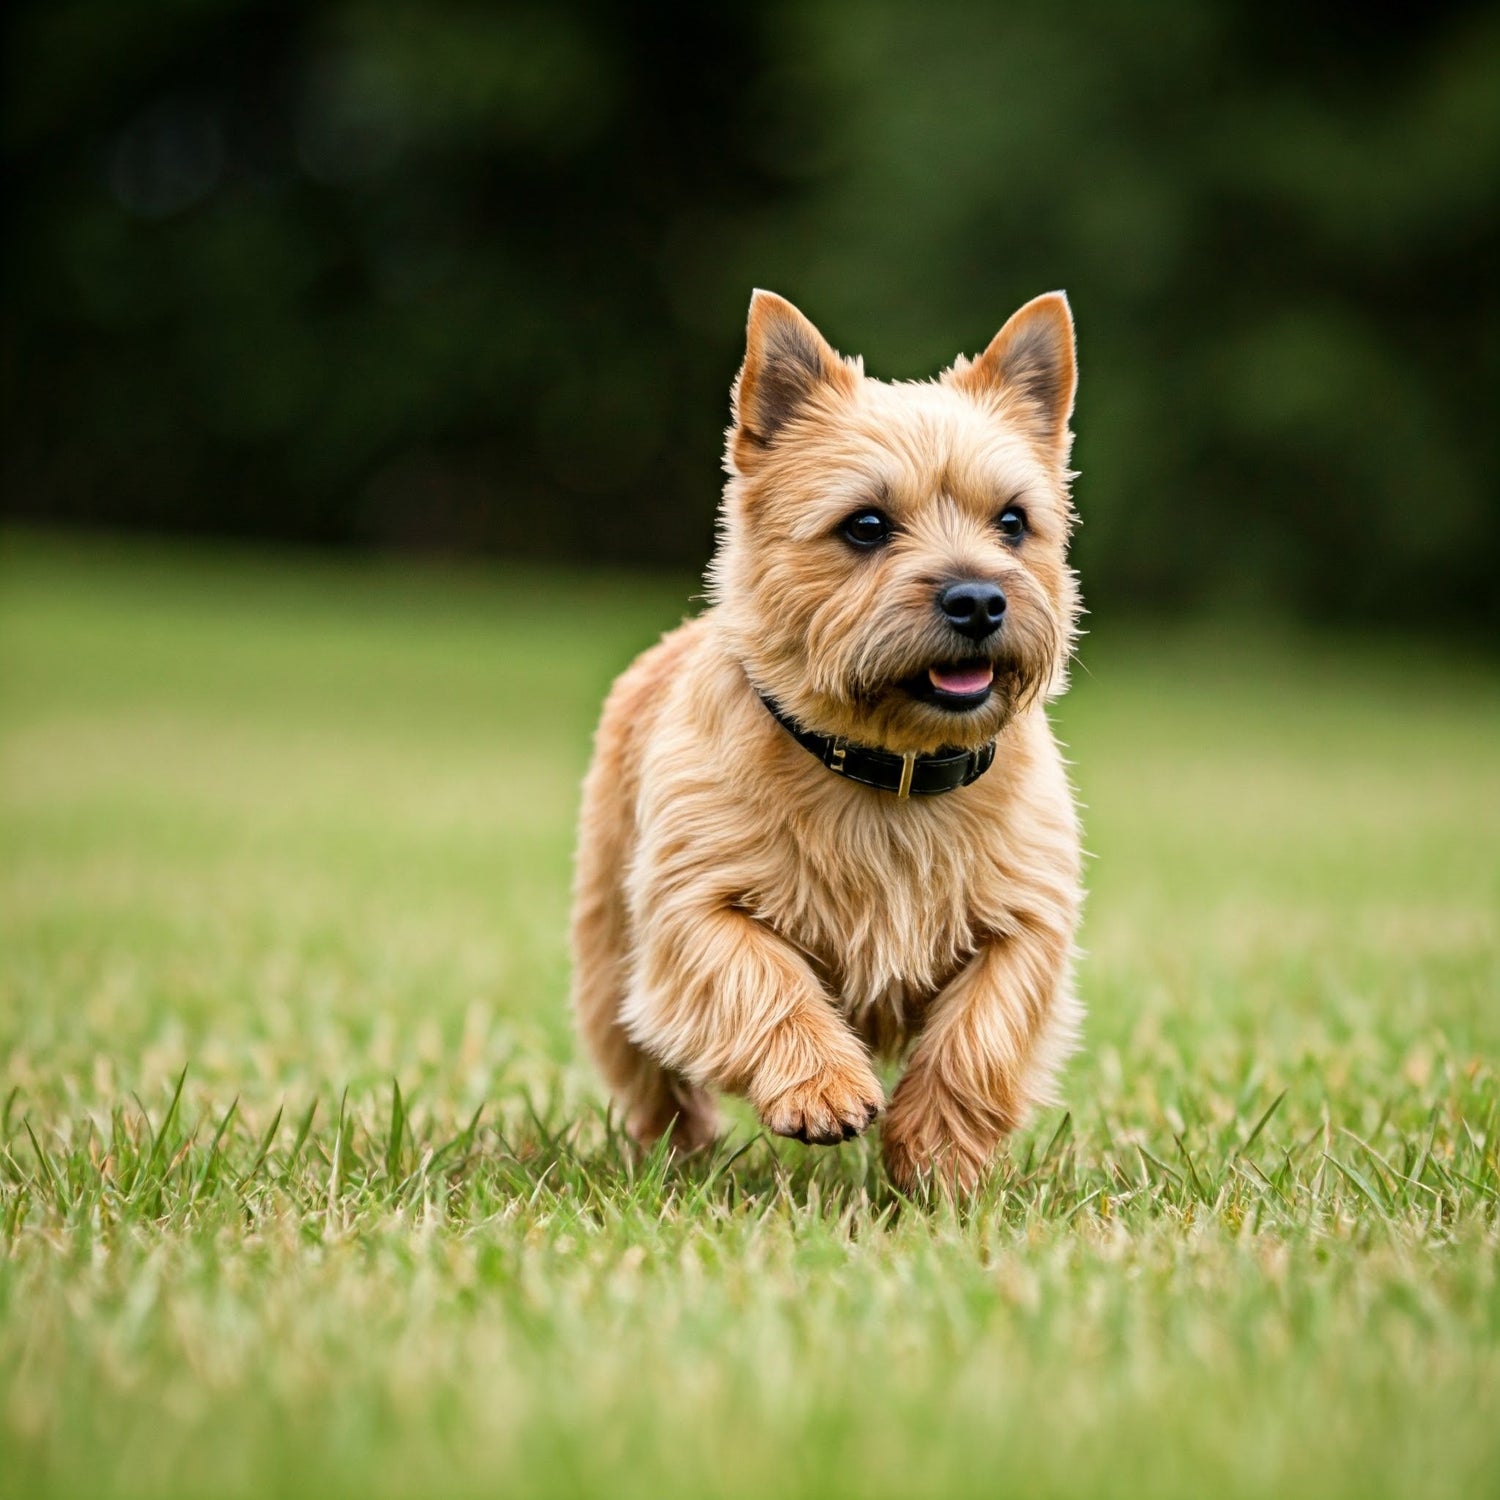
xmin=757 ymin=692 xmax=996 ymax=799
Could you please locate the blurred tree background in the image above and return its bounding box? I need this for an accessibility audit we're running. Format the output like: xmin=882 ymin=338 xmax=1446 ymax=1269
xmin=4 ymin=0 xmax=1497 ymax=627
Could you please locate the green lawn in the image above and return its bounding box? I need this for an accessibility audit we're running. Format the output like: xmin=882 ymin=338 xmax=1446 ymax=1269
xmin=2 ymin=532 xmax=1496 ymax=1500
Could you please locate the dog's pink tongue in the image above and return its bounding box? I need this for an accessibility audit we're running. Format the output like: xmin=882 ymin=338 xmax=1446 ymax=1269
xmin=928 ymin=662 xmax=994 ymax=696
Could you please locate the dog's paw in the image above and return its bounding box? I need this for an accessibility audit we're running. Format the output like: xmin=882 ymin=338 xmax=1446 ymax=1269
xmin=882 ymin=1130 xmax=988 ymax=1197
xmin=881 ymin=1078 xmax=1001 ymax=1195
xmin=760 ymin=1061 xmax=884 ymax=1146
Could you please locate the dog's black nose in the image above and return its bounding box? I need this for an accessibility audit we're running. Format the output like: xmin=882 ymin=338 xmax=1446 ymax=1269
xmin=937 ymin=580 xmax=1007 ymax=640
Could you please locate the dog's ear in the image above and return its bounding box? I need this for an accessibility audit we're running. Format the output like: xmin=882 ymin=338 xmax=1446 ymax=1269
xmin=954 ymin=292 xmax=1076 ymax=459
xmin=730 ymin=290 xmax=855 ymax=471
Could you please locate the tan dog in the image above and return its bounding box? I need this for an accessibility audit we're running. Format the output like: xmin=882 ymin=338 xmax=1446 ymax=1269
xmin=571 ymin=289 xmax=1083 ymax=1192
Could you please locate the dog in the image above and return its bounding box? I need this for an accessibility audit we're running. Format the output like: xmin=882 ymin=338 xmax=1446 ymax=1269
xmin=570 ymin=289 xmax=1083 ymax=1192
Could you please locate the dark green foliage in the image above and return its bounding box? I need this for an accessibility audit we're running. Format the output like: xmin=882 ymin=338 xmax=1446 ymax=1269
xmin=4 ymin=1 xmax=1497 ymax=625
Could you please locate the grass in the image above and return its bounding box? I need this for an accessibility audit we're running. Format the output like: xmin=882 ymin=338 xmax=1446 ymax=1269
xmin=1 ymin=530 xmax=1497 ymax=1500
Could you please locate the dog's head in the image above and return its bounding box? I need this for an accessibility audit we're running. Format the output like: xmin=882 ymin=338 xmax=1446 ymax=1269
xmin=710 ymin=290 xmax=1081 ymax=755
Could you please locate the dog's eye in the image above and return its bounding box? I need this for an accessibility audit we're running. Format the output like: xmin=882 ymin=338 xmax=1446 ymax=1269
xmin=995 ymin=506 xmax=1027 ymax=543
xmin=841 ymin=508 xmax=893 ymax=549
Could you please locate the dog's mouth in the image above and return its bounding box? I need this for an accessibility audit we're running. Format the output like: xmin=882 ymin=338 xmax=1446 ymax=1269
xmin=900 ymin=660 xmax=995 ymax=712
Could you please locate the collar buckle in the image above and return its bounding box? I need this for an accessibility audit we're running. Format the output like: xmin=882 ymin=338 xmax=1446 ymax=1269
xmin=896 ymin=750 xmax=917 ymax=799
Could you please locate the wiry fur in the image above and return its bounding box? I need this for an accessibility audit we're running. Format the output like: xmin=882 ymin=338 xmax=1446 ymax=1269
xmin=571 ymin=289 xmax=1085 ymax=1192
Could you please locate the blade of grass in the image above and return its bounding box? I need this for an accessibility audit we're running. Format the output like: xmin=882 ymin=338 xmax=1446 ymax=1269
xmin=190 ymin=1097 xmax=239 ymax=1202
xmin=386 ymin=1079 xmax=407 ymax=1185
xmin=280 ymin=1097 xmax=320 ymax=1188
xmin=141 ymin=1065 xmax=190 ymax=1182
xmin=1235 ymin=1089 xmax=1287 ymax=1159
xmin=22 ymin=1119 xmax=61 ymax=1205
xmin=1323 ymin=1153 xmax=1393 ymax=1222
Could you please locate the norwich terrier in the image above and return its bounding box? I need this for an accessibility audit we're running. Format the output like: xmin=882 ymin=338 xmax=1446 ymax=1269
xmin=571 ymin=289 xmax=1083 ymax=1192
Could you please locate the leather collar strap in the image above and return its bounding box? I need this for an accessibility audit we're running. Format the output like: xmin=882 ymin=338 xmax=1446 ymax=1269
xmin=757 ymin=692 xmax=996 ymax=799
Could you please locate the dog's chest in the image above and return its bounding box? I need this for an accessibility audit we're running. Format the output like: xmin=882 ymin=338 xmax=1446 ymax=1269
xmin=752 ymin=801 xmax=986 ymax=1038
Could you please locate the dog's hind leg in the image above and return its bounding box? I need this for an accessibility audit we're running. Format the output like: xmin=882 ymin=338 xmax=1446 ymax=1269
xmin=570 ymin=680 xmax=719 ymax=1154
xmin=572 ymin=852 xmax=718 ymax=1152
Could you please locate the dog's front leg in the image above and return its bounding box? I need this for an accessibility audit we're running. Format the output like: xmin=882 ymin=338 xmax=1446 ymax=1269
xmin=623 ymin=904 xmax=884 ymax=1145
xmin=883 ymin=919 xmax=1073 ymax=1193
